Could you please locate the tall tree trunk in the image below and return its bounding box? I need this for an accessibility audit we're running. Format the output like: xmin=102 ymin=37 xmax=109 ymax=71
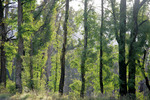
xmin=54 ymin=30 xmax=59 ymax=92
xmin=128 ymin=0 xmax=148 ymax=98
xmin=128 ymin=0 xmax=139 ymax=97
xmin=119 ymin=0 xmax=127 ymax=96
xmin=29 ymin=38 xmax=34 ymax=90
xmin=54 ymin=14 xmax=62 ymax=92
xmin=15 ymin=0 xmax=23 ymax=93
xmin=99 ymin=0 xmax=104 ymax=94
xmin=54 ymin=45 xmax=58 ymax=92
xmin=59 ymin=0 xmax=69 ymax=95
xmin=80 ymin=0 xmax=88 ymax=98
xmin=0 ymin=0 xmax=6 ymax=87
xmin=45 ymin=45 xmax=53 ymax=90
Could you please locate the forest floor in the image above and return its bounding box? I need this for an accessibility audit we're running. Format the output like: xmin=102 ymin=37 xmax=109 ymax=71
xmin=0 ymin=89 xmax=149 ymax=100
xmin=0 ymin=91 xmax=117 ymax=100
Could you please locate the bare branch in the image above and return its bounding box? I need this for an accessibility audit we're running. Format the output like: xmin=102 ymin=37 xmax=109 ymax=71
xmin=6 ymin=35 xmax=15 ymax=42
xmin=139 ymin=0 xmax=149 ymax=9
xmin=110 ymin=0 xmax=119 ymax=43
xmin=3 ymin=2 xmax=16 ymax=8
xmin=138 ymin=19 xmax=148 ymax=27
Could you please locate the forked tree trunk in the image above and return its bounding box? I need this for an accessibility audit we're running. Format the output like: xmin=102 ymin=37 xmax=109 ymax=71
xmin=128 ymin=0 xmax=139 ymax=96
xmin=128 ymin=0 xmax=148 ymax=98
xmin=59 ymin=0 xmax=69 ymax=95
xmin=110 ymin=0 xmax=127 ymax=96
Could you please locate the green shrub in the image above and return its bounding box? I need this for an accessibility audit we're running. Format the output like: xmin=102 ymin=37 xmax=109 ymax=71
xmin=6 ymin=80 xmax=16 ymax=94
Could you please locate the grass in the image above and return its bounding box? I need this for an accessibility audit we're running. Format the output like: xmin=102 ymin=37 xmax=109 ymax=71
xmin=0 ymin=91 xmax=116 ymax=100
xmin=0 ymin=92 xmax=118 ymax=100
xmin=0 ymin=89 xmax=149 ymax=100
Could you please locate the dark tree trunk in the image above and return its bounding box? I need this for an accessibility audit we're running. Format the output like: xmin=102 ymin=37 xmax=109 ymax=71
xmin=128 ymin=0 xmax=139 ymax=97
xmin=100 ymin=0 xmax=104 ymax=94
xmin=59 ymin=0 xmax=69 ymax=95
xmin=15 ymin=0 xmax=23 ymax=93
xmin=0 ymin=0 xmax=6 ymax=88
xmin=119 ymin=0 xmax=127 ymax=96
xmin=80 ymin=0 xmax=88 ymax=98
xmin=137 ymin=50 xmax=150 ymax=91
xmin=110 ymin=0 xmax=127 ymax=96
xmin=128 ymin=0 xmax=148 ymax=98
xmin=29 ymin=38 xmax=34 ymax=90
xmin=142 ymin=50 xmax=150 ymax=91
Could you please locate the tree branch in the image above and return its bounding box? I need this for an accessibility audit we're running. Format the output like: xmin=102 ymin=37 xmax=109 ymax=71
xmin=137 ymin=49 xmax=150 ymax=91
xmin=138 ymin=19 xmax=148 ymax=27
xmin=110 ymin=0 xmax=119 ymax=43
xmin=125 ymin=61 xmax=129 ymax=67
xmin=139 ymin=0 xmax=148 ymax=10
xmin=6 ymin=35 xmax=15 ymax=42
xmin=3 ymin=2 xmax=16 ymax=8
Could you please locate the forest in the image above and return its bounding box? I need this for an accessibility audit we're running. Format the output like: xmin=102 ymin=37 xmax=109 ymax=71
xmin=0 ymin=0 xmax=150 ymax=100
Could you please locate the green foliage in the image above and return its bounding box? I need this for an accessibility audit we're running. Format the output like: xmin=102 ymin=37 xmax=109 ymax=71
xmin=1 ymin=0 xmax=150 ymax=99
xmin=69 ymin=79 xmax=81 ymax=94
xmin=6 ymin=80 xmax=16 ymax=94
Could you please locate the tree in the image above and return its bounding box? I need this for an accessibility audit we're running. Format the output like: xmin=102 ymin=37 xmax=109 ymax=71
xmin=128 ymin=0 xmax=148 ymax=97
xmin=110 ymin=0 xmax=127 ymax=96
xmin=119 ymin=0 xmax=127 ymax=96
xmin=15 ymin=0 xmax=23 ymax=93
xmin=29 ymin=37 xmax=34 ymax=90
xmin=54 ymin=13 xmax=62 ymax=92
xmin=80 ymin=0 xmax=88 ymax=98
xmin=59 ymin=0 xmax=69 ymax=95
xmin=0 ymin=0 xmax=6 ymax=87
xmin=99 ymin=0 xmax=104 ymax=94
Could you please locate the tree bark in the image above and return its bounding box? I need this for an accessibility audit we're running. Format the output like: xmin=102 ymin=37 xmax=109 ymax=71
xmin=54 ymin=43 xmax=58 ymax=92
xmin=29 ymin=38 xmax=34 ymax=90
xmin=110 ymin=0 xmax=127 ymax=96
xmin=45 ymin=45 xmax=53 ymax=90
xmin=128 ymin=1 xmax=149 ymax=98
xmin=128 ymin=0 xmax=139 ymax=96
xmin=119 ymin=0 xmax=127 ymax=96
xmin=15 ymin=0 xmax=23 ymax=93
xmin=100 ymin=0 xmax=104 ymax=94
xmin=0 ymin=0 xmax=6 ymax=88
xmin=80 ymin=0 xmax=88 ymax=98
xmin=54 ymin=21 xmax=60 ymax=92
xmin=59 ymin=0 xmax=69 ymax=95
